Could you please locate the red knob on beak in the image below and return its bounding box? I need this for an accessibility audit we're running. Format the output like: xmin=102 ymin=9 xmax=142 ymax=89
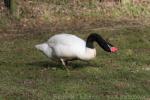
xmin=111 ymin=47 xmax=118 ymax=53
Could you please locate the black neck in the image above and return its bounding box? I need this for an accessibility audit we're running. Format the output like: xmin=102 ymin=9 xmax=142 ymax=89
xmin=86 ymin=33 xmax=113 ymax=52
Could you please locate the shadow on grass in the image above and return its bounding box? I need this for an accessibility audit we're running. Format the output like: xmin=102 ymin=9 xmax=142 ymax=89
xmin=27 ymin=61 xmax=62 ymax=69
xmin=27 ymin=60 xmax=96 ymax=70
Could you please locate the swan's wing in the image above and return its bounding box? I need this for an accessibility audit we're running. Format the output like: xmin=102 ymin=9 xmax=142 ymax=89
xmin=47 ymin=33 xmax=86 ymax=58
xmin=47 ymin=33 xmax=85 ymax=47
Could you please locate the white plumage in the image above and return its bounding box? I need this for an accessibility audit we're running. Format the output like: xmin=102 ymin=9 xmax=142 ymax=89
xmin=35 ymin=33 xmax=118 ymax=70
xmin=35 ymin=33 xmax=96 ymax=61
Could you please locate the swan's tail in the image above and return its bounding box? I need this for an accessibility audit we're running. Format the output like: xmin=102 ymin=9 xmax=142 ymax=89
xmin=35 ymin=43 xmax=48 ymax=50
xmin=35 ymin=43 xmax=52 ymax=58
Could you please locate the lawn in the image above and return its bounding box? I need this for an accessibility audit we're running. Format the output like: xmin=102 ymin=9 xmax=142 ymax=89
xmin=0 ymin=26 xmax=150 ymax=100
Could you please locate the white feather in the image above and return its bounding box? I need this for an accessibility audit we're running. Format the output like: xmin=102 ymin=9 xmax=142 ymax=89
xmin=35 ymin=43 xmax=52 ymax=58
xmin=35 ymin=33 xmax=96 ymax=61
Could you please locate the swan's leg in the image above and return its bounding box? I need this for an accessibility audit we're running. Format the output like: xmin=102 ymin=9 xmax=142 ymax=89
xmin=60 ymin=59 xmax=70 ymax=73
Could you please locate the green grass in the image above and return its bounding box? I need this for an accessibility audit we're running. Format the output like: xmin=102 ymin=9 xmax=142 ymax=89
xmin=0 ymin=26 xmax=150 ymax=100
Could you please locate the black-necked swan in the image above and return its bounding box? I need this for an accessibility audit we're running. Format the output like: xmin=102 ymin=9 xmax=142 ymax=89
xmin=35 ymin=33 xmax=118 ymax=70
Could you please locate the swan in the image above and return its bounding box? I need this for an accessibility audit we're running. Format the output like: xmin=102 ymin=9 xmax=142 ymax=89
xmin=35 ymin=33 xmax=118 ymax=70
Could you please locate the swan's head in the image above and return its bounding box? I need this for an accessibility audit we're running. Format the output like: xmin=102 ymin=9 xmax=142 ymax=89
xmin=86 ymin=33 xmax=118 ymax=53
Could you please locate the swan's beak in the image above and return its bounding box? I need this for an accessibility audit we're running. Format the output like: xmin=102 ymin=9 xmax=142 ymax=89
xmin=110 ymin=47 xmax=118 ymax=53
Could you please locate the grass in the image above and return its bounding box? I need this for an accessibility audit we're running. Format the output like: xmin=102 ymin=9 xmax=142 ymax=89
xmin=0 ymin=26 xmax=150 ymax=100
xmin=1 ymin=0 xmax=150 ymax=31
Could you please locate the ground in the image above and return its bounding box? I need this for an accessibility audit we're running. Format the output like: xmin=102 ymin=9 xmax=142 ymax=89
xmin=0 ymin=25 xmax=150 ymax=100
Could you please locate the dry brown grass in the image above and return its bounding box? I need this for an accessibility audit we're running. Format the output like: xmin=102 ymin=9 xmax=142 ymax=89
xmin=0 ymin=0 xmax=150 ymax=36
